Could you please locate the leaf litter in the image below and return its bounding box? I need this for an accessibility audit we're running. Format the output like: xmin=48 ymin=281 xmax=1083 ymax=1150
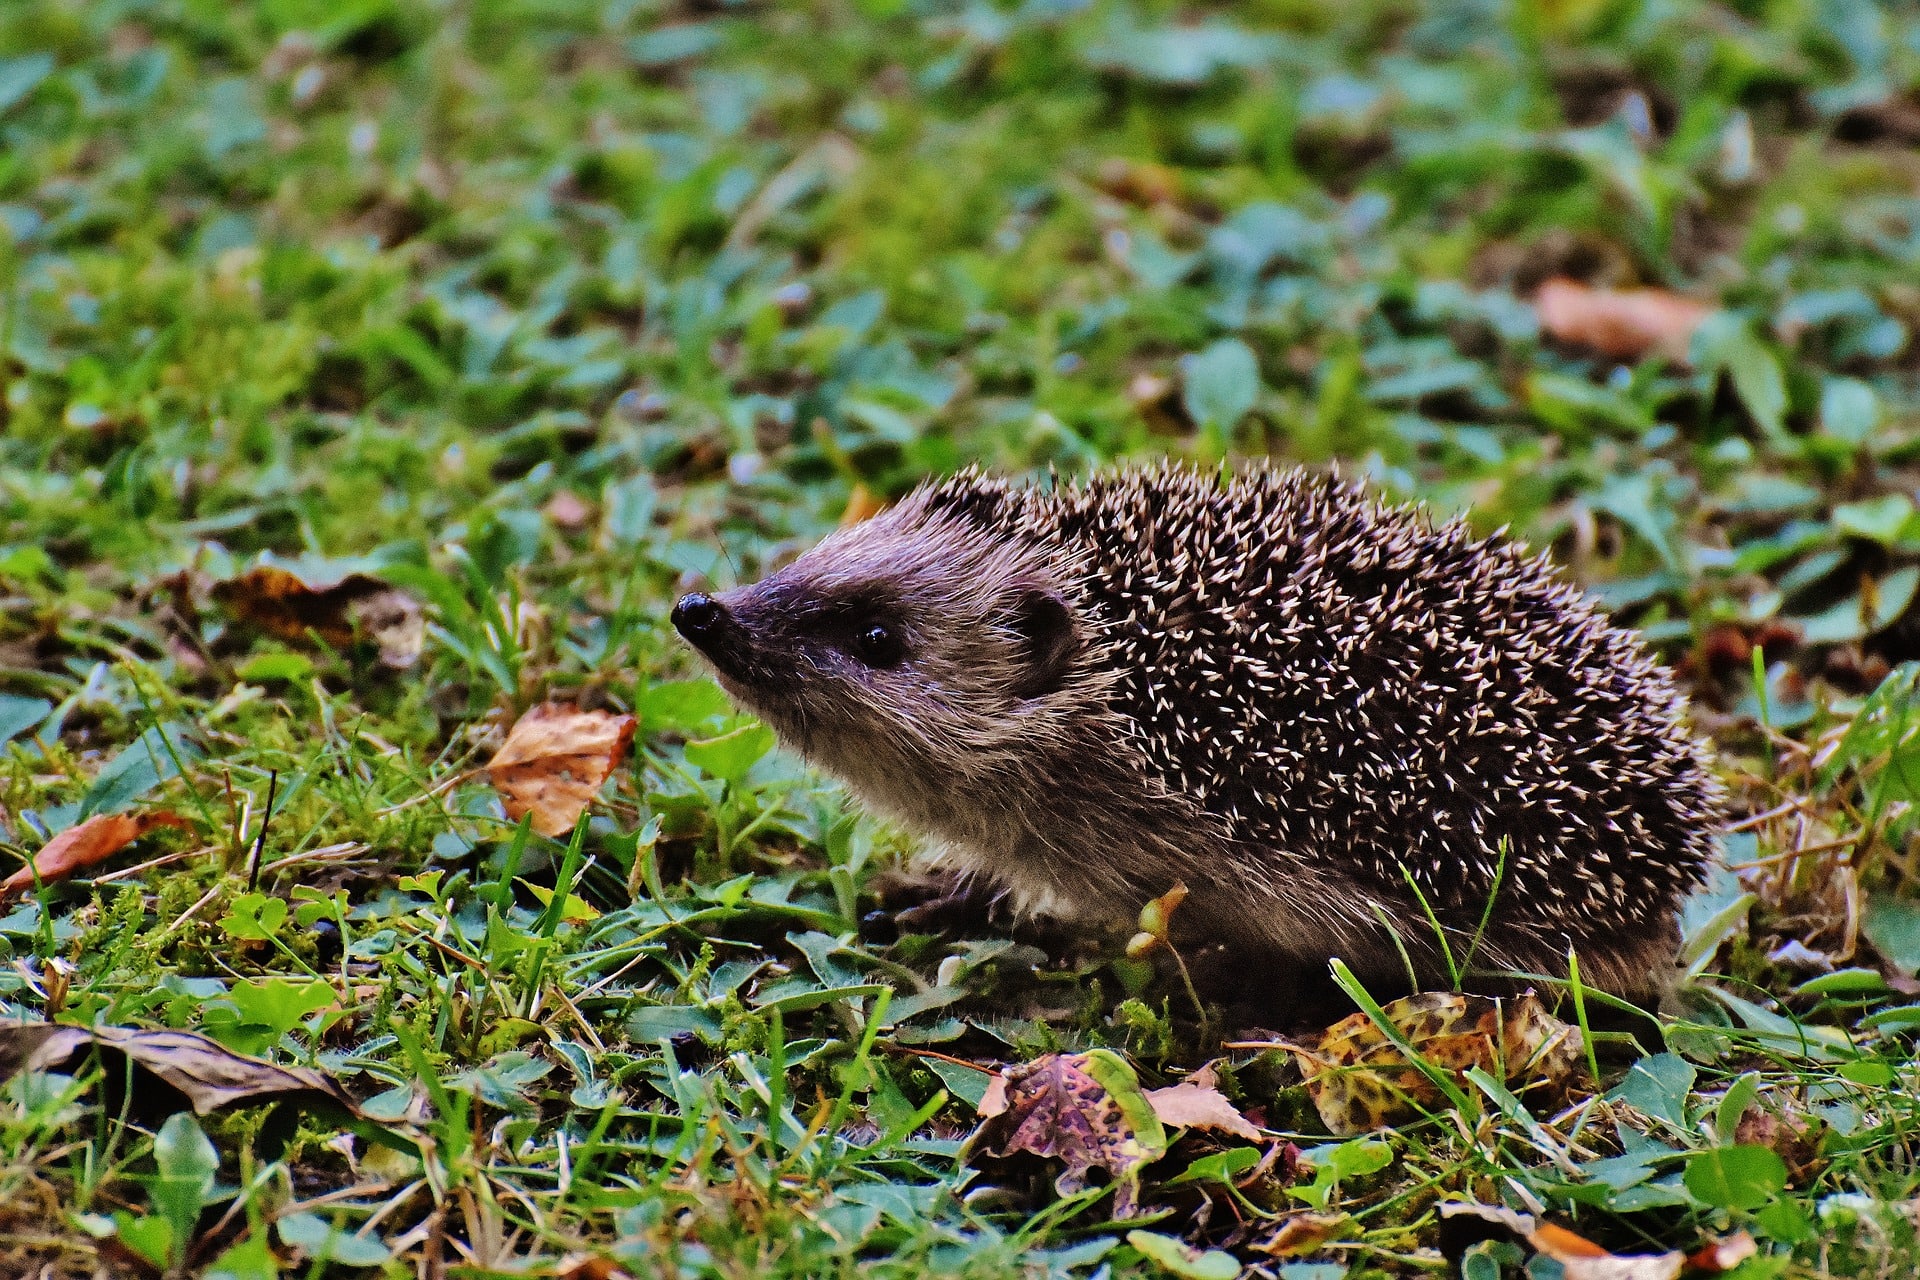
xmin=1 ymin=811 xmax=192 ymax=898
xmin=1440 ymin=1201 xmax=1757 ymax=1280
xmin=0 ymin=1023 xmax=364 ymax=1121
xmin=485 ymin=702 xmax=638 ymax=837
xmin=1535 ymin=278 xmax=1712 ymax=364
xmin=211 ymin=564 xmax=424 ymax=669
xmin=1266 ymin=990 xmax=1586 ymax=1135
xmin=969 ymin=1049 xmax=1170 ymax=1217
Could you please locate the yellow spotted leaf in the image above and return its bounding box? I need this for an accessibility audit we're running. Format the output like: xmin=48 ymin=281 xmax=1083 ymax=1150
xmin=1286 ymin=991 xmax=1584 ymax=1134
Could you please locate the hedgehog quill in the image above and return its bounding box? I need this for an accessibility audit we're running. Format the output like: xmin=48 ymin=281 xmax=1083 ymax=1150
xmin=671 ymin=464 xmax=1718 ymax=996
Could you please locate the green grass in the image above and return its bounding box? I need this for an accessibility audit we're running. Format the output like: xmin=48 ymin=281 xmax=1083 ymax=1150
xmin=6 ymin=0 xmax=1920 ymax=1275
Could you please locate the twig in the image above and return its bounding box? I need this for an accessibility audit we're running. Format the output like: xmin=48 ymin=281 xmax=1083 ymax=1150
xmin=277 ymin=1180 xmax=399 ymax=1218
xmin=256 ymin=841 xmax=372 ymax=875
xmin=882 ymin=1044 xmax=999 ymax=1072
xmin=372 ymin=767 xmax=479 ymax=819
xmin=156 ymin=885 xmax=222 ymax=940
xmin=1723 ymin=798 xmax=1815 ymax=833
xmin=247 ymin=769 xmax=278 ymax=893
xmin=546 ymin=980 xmax=605 ymax=1053
xmin=90 ymin=845 xmax=213 ymax=885
xmin=1727 ymin=834 xmax=1859 ymax=870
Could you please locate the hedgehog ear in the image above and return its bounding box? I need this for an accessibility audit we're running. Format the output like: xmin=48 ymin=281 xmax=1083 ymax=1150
xmin=1007 ymin=588 xmax=1076 ymax=699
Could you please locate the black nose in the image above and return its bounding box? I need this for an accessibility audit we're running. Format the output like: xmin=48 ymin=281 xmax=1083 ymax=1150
xmin=671 ymin=592 xmax=722 ymax=638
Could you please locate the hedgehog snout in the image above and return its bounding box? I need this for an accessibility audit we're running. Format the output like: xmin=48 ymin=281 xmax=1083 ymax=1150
xmin=671 ymin=591 xmax=723 ymax=640
xmin=671 ymin=588 xmax=787 ymax=691
xmin=672 ymin=592 xmax=750 ymax=676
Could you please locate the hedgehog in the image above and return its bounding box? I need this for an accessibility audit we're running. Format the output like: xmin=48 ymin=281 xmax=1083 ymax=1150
xmin=670 ymin=463 xmax=1719 ymax=997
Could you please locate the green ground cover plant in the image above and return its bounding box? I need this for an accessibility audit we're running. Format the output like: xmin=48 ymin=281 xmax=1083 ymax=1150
xmin=5 ymin=0 xmax=1920 ymax=1275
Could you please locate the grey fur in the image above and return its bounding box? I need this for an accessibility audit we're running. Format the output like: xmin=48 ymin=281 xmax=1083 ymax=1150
xmin=674 ymin=463 xmax=1719 ymax=993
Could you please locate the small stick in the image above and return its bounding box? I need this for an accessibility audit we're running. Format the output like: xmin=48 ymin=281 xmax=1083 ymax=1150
xmin=1722 ymin=798 xmax=1813 ymax=833
xmin=882 ymin=1044 xmax=999 ymax=1073
xmin=91 ymin=845 xmax=213 ymax=885
xmin=157 ymin=885 xmax=222 ymax=940
xmin=256 ymin=841 xmax=370 ymax=875
xmin=247 ymin=770 xmax=278 ymax=893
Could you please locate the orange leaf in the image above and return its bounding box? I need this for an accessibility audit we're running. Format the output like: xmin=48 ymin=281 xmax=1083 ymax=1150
xmin=1257 ymin=1212 xmax=1347 ymax=1257
xmin=1536 ymin=277 xmax=1712 ymax=364
xmin=1531 ymin=1222 xmax=1612 ymax=1260
xmin=1288 ymin=990 xmax=1585 ymax=1134
xmin=839 ymin=483 xmax=888 ymax=528
xmin=2 ymin=811 xmax=191 ymax=898
xmin=1683 ymin=1233 xmax=1757 ymax=1274
xmin=486 ymin=703 xmax=637 ymax=837
xmin=555 ymin=1256 xmax=633 ymax=1280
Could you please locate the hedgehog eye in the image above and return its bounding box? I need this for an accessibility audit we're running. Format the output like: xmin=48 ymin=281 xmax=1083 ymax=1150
xmin=849 ymin=622 xmax=905 ymax=668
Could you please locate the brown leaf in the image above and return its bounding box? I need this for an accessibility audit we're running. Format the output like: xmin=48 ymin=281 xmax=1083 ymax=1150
xmin=966 ymin=1049 xmax=1167 ymax=1216
xmin=1536 ymin=277 xmax=1712 ymax=363
xmin=1094 ymin=157 xmax=1182 ymax=208
xmin=1 ymin=811 xmax=191 ymax=899
xmin=211 ymin=565 xmax=379 ymax=647
xmin=486 ymin=703 xmax=637 ymax=837
xmin=1257 ymin=1212 xmax=1348 ymax=1257
xmin=0 ymin=1022 xmax=359 ymax=1118
xmin=1683 ymin=1234 xmax=1758 ymax=1274
xmin=1288 ymin=991 xmax=1584 ymax=1134
xmin=1439 ymin=1203 xmax=1693 ymax=1280
xmin=1145 ymin=1081 xmax=1261 ymax=1140
xmin=1126 ymin=371 xmax=1189 ymax=436
xmin=211 ymin=565 xmax=424 ymax=668
xmin=556 ymin=1256 xmax=634 ymax=1280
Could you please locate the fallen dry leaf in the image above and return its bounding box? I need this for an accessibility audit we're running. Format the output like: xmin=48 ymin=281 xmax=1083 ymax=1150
xmin=353 ymin=587 xmax=426 ymax=669
xmin=1683 ymin=1234 xmax=1758 ymax=1274
xmin=211 ymin=565 xmax=424 ymax=668
xmin=967 ymin=1049 xmax=1167 ymax=1217
xmin=1536 ymin=277 xmax=1712 ymax=364
xmin=0 ymin=1022 xmax=356 ymax=1117
xmin=1127 ymin=370 xmax=1190 ymax=436
xmin=555 ymin=1255 xmax=634 ymax=1280
xmin=1257 ymin=1212 xmax=1347 ymax=1257
xmin=1145 ymin=1079 xmax=1261 ymax=1140
xmin=1284 ymin=990 xmax=1584 ymax=1134
xmin=1440 ymin=1203 xmax=1681 ymax=1280
xmin=486 ymin=703 xmax=638 ymax=837
xmin=1 ymin=811 xmax=191 ymax=899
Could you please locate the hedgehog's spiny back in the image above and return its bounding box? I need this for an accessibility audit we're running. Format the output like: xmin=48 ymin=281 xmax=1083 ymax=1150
xmin=1008 ymin=466 xmax=1713 ymax=942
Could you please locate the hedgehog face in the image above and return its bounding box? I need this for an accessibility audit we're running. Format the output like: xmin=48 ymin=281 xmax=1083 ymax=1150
xmin=670 ymin=505 xmax=1084 ymax=814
